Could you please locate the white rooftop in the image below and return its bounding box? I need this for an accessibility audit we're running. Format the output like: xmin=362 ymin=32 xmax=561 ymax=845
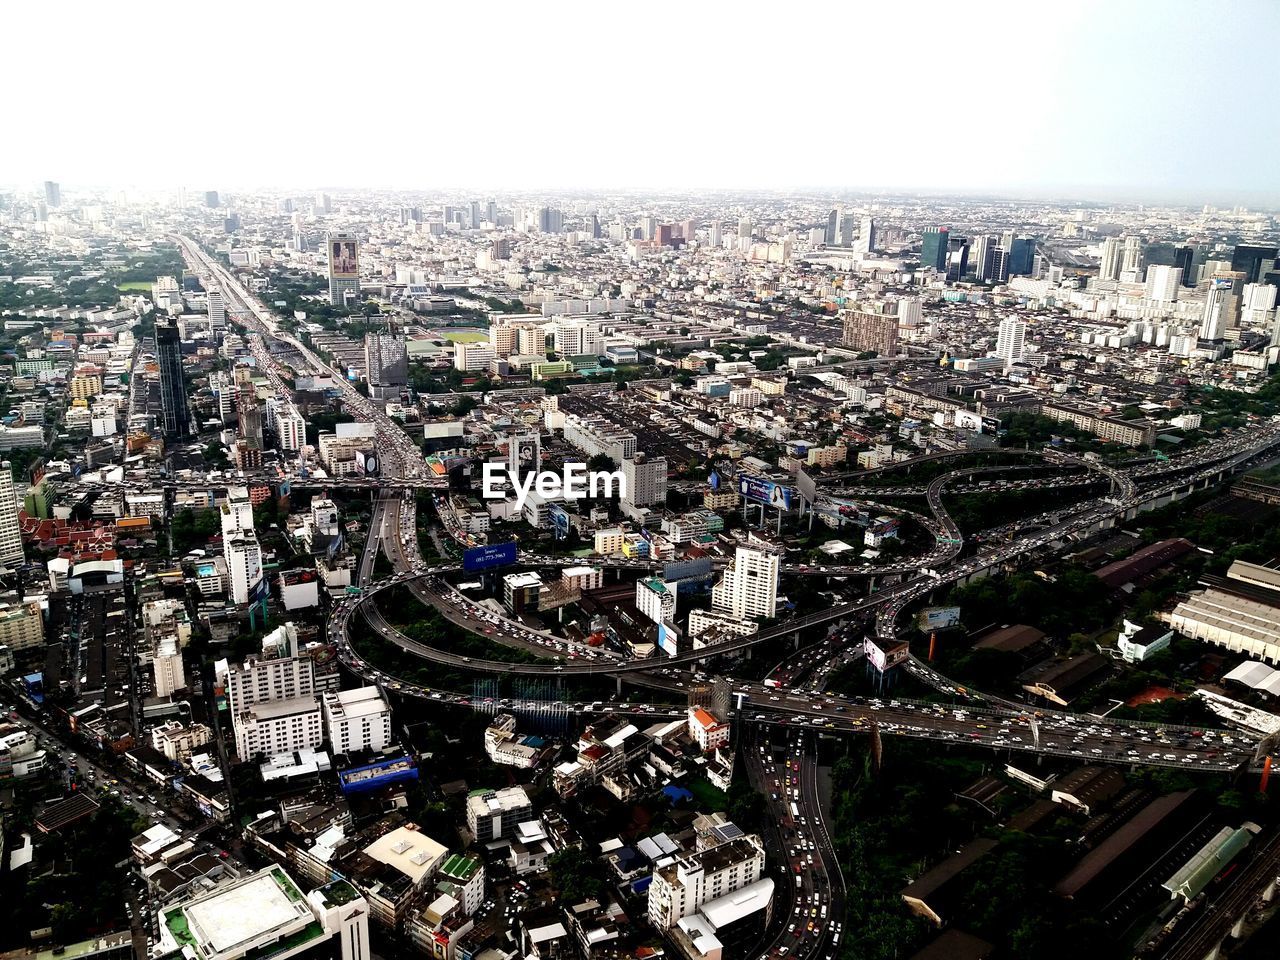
xmin=179 ymin=870 xmax=312 ymax=960
xmin=699 ymin=877 xmax=776 ymax=929
xmin=364 ymin=826 xmax=447 ymax=884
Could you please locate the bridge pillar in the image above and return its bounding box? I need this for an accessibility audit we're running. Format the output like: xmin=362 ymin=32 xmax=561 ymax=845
xmin=1230 ymin=916 xmax=1245 ymax=940
xmin=793 ymin=631 xmax=802 ymax=650
xmin=1264 ymin=878 xmax=1277 ymax=903
xmin=615 ymin=676 xmax=623 ymax=696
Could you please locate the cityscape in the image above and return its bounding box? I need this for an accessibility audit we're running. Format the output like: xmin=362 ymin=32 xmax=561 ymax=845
xmin=3 ymin=5 xmax=1280 ymax=960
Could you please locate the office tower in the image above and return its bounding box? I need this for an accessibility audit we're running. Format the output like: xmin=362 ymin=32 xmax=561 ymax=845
xmin=737 ymin=217 xmax=752 ymax=239
xmin=469 ymin=200 xmax=482 ymax=228
xmin=589 ymin=212 xmax=601 ymax=238
xmin=995 ymin=318 xmax=1027 ymax=362
xmin=655 ymin=223 xmax=676 ymax=246
xmin=946 ymin=236 xmax=971 ymax=282
xmin=153 ymin=639 xmax=186 ymax=698
xmin=204 ymin=190 xmax=220 ymax=207
xmin=1173 ymin=245 xmax=1196 ymax=287
xmin=842 ymin=303 xmax=901 ymax=355
xmin=0 ymin=462 xmax=25 ymax=565
xmin=206 ymin=286 xmax=226 ymax=331
xmin=1200 ymin=279 xmax=1233 ymax=340
xmin=326 ymin=231 xmax=361 ymax=306
xmin=711 ymin=544 xmax=779 ymax=620
xmin=972 ymin=235 xmax=996 ymax=281
xmin=621 ymin=452 xmax=668 ymax=509
xmin=857 ymin=215 xmax=876 ymax=254
xmin=225 ymin=626 xmax=321 ymax=758
xmin=1231 ymin=244 xmax=1279 ymax=284
xmin=990 ymin=247 xmax=1010 ymax=283
xmin=709 ymin=221 xmax=722 ymax=246
xmin=1144 ymin=265 xmax=1182 ymax=303
xmin=640 ymin=215 xmax=658 ymax=241
xmin=1243 ymin=282 xmax=1278 ymax=328
xmin=364 ymin=333 xmax=408 ymax=396
xmin=1099 ymin=236 xmax=1123 ymax=281
xmin=398 ymin=205 xmax=422 ymax=225
xmin=486 ymin=199 xmax=497 ymax=222
xmin=538 ymin=207 xmax=564 ymax=233
xmin=1009 ymin=237 xmax=1037 ymax=276
xmin=314 ymin=191 xmax=331 ymax=214
xmin=492 ymin=236 xmax=512 ymax=260
xmin=921 ymin=228 xmax=949 ymax=271
xmin=155 ymin=318 xmax=190 ymax=438
xmin=1122 ymin=235 xmax=1144 ymax=277
xmin=824 ymin=209 xmax=839 ymax=246
xmin=43 ymin=181 xmax=61 ymax=207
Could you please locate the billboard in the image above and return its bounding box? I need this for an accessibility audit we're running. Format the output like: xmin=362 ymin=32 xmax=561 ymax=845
xmin=462 ymin=541 xmax=517 ymax=572
xmin=864 ymin=637 xmax=910 ymax=672
xmin=954 ymin=410 xmax=983 ymax=431
xmin=658 ymin=622 xmax=680 ymax=657
xmin=549 ymin=504 xmax=570 ymax=540
xmin=917 ymin=606 xmax=962 ymax=631
xmin=738 ymin=474 xmax=794 ymax=511
xmin=863 ymin=638 xmax=888 ymax=671
xmin=329 ymin=235 xmax=359 ymax=279
xmin=664 ymin=557 xmax=713 ymax=583
xmin=795 ymin=469 xmax=818 ymax=506
xmin=355 ymin=449 xmax=380 ymax=476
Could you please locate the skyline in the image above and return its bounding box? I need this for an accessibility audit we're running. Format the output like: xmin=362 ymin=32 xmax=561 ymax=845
xmin=9 ymin=0 xmax=1280 ymax=206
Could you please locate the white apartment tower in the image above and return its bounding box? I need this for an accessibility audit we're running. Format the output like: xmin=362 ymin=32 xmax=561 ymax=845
xmin=995 ymin=318 xmax=1027 ymax=363
xmin=0 ymin=462 xmax=24 ymax=565
xmin=1099 ymin=237 xmax=1123 ymax=281
xmin=710 ymin=544 xmax=779 ymax=620
xmin=622 ymin=452 xmax=668 ymax=509
xmin=1144 ymin=265 xmax=1182 ymax=303
xmin=322 ymin=686 xmax=393 ymax=755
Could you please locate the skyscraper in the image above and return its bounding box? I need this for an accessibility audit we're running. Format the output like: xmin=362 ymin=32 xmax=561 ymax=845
xmin=995 ymin=318 xmax=1027 ymax=363
xmin=314 ymin=191 xmax=331 ymax=214
xmin=155 ymin=318 xmax=190 ymax=438
xmin=710 ymin=544 xmax=779 ymax=620
xmin=1099 ymin=237 xmax=1123 ymax=281
xmin=206 ymin=286 xmax=226 ymax=332
xmin=1008 ymin=237 xmax=1037 ymax=276
xmin=364 ymin=332 xmax=408 ymax=397
xmin=1173 ymin=245 xmax=1197 ymax=287
xmin=921 ymin=228 xmax=949 ymax=271
xmin=1230 ymin=244 xmax=1279 ymax=284
xmin=0 ymin=461 xmax=25 ymax=565
xmin=326 ymin=231 xmax=361 ymax=306
xmin=204 ymin=190 xmax=220 ymax=208
xmin=857 ymin=215 xmax=876 ymax=254
xmin=972 ymin=235 xmax=996 ymax=281
xmin=824 ymin=209 xmax=839 ymax=246
xmin=1144 ymin=265 xmax=1182 ymax=303
xmin=43 ymin=181 xmax=61 ymax=207
xmin=1200 ymin=279 xmax=1232 ymax=341
xmin=1121 ymin=235 xmax=1144 ymax=277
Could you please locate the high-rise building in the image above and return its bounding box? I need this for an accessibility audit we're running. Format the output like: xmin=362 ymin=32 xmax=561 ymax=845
xmin=276 ymin=402 xmax=307 ymax=452
xmin=841 ymin=302 xmax=901 ymax=355
xmin=314 ymin=191 xmax=331 ymax=214
xmin=1099 ymin=236 xmax=1123 ymax=281
xmin=1173 ymin=245 xmax=1197 ymax=287
xmin=711 ymin=544 xmax=779 ymax=620
xmin=537 ymin=207 xmax=564 ymax=233
xmin=466 ymin=786 xmax=533 ymax=842
xmin=647 ymin=835 xmax=766 ymax=930
xmin=1008 ymin=237 xmax=1037 ymax=276
xmin=364 ymin=333 xmax=408 ymax=393
xmin=621 ymin=452 xmax=668 ymax=509
xmin=206 ymin=286 xmax=225 ymax=331
xmin=1200 ymin=278 xmax=1234 ymax=341
xmin=737 ymin=217 xmax=752 ymax=239
xmin=1231 ymin=244 xmax=1279 ymax=284
xmin=824 ymin=209 xmax=839 ymax=246
xmin=920 ymin=228 xmax=949 ymax=271
xmin=708 ymin=221 xmax=722 ymax=246
xmin=153 ymin=637 xmax=186 ymax=698
xmin=1243 ymin=282 xmax=1278 ymax=331
xmin=1144 ymin=265 xmax=1183 ymax=303
xmin=0 ymin=462 xmax=24 ymax=565
xmin=155 ymin=318 xmax=190 ymax=439
xmin=856 ymin=215 xmax=876 ymax=254
xmin=972 ymin=235 xmax=996 ymax=281
xmin=491 ymin=236 xmax=512 ymax=260
xmin=326 ymin=231 xmax=361 ymax=306
xmin=43 ymin=181 xmax=61 ymax=207
xmin=995 ymin=318 xmax=1027 ymax=363
xmin=204 ymin=190 xmax=220 ymax=207
xmin=1122 ymin=235 xmax=1144 ymax=277
xmin=323 ymin=686 xmax=393 ymax=755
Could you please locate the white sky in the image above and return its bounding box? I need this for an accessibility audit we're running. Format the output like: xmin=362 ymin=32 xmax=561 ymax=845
xmin=7 ymin=0 xmax=1279 ymax=204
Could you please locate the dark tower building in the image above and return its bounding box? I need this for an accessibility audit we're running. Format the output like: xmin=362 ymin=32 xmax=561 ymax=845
xmin=155 ymin=318 xmax=190 ymax=439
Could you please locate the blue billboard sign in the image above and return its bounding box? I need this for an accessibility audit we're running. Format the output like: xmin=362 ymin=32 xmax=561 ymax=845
xmin=738 ymin=474 xmax=794 ymax=511
xmin=463 ymin=541 xmax=518 ymax=572
xmin=549 ymin=504 xmax=570 ymax=540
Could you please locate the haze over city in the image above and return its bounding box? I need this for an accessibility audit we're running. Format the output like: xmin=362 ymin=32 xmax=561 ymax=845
xmin=8 ymin=0 xmax=1280 ymax=203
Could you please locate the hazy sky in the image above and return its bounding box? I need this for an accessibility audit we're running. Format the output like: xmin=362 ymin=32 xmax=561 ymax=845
xmin=8 ymin=0 xmax=1279 ymax=204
